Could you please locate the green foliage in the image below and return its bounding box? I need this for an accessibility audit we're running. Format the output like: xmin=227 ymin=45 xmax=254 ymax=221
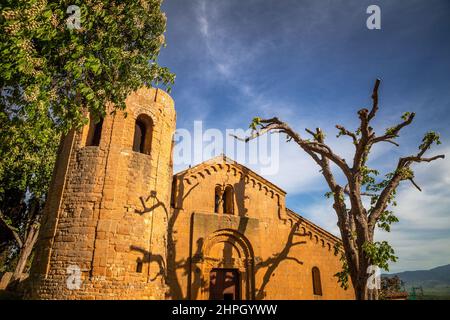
xmin=249 ymin=117 xmax=261 ymax=130
xmin=396 ymin=167 xmax=414 ymax=180
xmin=324 ymin=191 xmax=334 ymax=199
xmin=384 ymin=126 xmax=397 ymax=137
xmin=366 ymin=172 xmax=394 ymax=194
xmin=419 ymin=131 xmax=441 ymax=152
xmin=377 ymin=210 xmax=399 ymax=232
xmin=360 ymin=166 xmax=379 ymax=187
xmin=314 ymin=131 xmax=325 ymax=142
xmin=333 ymin=243 xmax=350 ymax=290
xmin=0 ymin=0 xmax=174 ymax=273
xmin=0 ymin=107 xmax=59 ymax=202
xmin=401 ymin=112 xmax=412 ymax=121
xmin=0 ymin=103 xmax=59 ymax=272
xmin=362 ymin=241 xmax=398 ymax=271
xmin=1 ymin=0 xmax=174 ymax=131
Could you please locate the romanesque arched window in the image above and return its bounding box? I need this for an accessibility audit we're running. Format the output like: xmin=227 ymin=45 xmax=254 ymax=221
xmin=86 ymin=117 xmax=103 ymax=147
xmin=312 ymin=267 xmax=322 ymax=296
xmin=133 ymin=114 xmax=153 ymax=154
xmin=214 ymin=185 xmax=222 ymax=213
xmin=223 ymin=185 xmax=234 ymax=214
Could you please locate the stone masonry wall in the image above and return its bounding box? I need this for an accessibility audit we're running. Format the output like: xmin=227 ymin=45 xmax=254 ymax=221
xmin=26 ymin=88 xmax=176 ymax=299
xmin=169 ymin=156 xmax=355 ymax=300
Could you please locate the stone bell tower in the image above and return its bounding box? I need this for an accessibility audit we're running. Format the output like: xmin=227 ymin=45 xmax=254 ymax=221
xmin=27 ymin=88 xmax=176 ymax=299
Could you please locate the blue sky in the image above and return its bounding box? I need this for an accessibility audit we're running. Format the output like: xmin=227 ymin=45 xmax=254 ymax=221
xmin=158 ymin=0 xmax=450 ymax=272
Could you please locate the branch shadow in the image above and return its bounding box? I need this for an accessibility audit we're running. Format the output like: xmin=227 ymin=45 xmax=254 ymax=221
xmin=254 ymin=221 xmax=307 ymax=299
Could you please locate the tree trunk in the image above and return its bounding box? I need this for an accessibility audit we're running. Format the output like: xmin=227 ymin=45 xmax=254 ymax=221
xmin=12 ymin=223 xmax=40 ymax=281
xmin=354 ymin=276 xmax=369 ymax=300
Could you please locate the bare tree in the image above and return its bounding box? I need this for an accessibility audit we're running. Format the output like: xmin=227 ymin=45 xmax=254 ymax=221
xmin=233 ymin=79 xmax=444 ymax=300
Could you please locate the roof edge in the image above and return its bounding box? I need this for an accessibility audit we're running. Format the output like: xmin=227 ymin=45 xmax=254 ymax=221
xmin=174 ymin=155 xmax=287 ymax=195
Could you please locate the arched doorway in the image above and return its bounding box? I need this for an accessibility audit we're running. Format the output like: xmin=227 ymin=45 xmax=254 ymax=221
xmin=193 ymin=229 xmax=254 ymax=300
xmin=209 ymin=268 xmax=240 ymax=300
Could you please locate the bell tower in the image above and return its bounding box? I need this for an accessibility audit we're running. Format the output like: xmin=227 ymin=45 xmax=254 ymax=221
xmin=28 ymin=88 xmax=176 ymax=299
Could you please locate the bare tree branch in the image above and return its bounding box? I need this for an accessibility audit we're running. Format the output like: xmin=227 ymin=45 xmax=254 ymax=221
xmin=344 ymin=184 xmax=377 ymax=197
xmin=379 ymin=139 xmax=400 ymax=147
xmin=372 ymin=112 xmax=415 ymax=145
xmin=369 ymin=150 xmax=444 ymax=227
xmin=353 ymin=80 xmax=382 ymax=171
xmin=231 ymin=119 xmax=353 ymax=180
xmin=232 ymin=79 xmax=445 ymax=300
xmin=409 ymin=178 xmax=422 ymax=192
xmin=336 ymin=125 xmax=358 ymax=145
xmin=368 ymin=79 xmax=381 ymax=121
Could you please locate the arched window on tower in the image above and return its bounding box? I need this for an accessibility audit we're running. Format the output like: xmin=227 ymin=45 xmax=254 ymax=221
xmin=86 ymin=117 xmax=103 ymax=147
xmin=133 ymin=114 xmax=153 ymax=154
xmin=312 ymin=267 xmax=322 ymax=296
xmin=223 ymin=185 xmax=234 ymax=214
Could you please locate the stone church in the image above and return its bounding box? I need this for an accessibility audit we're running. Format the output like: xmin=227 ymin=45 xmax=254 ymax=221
xmin=26 ymin=87 xmax=354 ymax=300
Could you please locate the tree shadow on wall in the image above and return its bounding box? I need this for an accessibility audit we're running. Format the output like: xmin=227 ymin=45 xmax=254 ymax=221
xmin=129 ymin=245 xmax=166 ymax=282
xmin=188 ymin=237 xmax=208 ymax=299
xmin=129 ymin=168 xmax=308 ymax=300
xmin=130 ymin=172 xmax=200 ymax=299
xmin=254 ymin=221 xmax=307 ymax=300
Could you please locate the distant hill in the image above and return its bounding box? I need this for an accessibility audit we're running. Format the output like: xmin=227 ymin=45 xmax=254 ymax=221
xmin=390 ymin=264 xmax=450 ymax=288
xmin=384 ymin=264 xmax=450 ymax=299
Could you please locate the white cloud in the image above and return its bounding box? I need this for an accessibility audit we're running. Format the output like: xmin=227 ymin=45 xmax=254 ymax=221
xmin=300 ymin=198 xmax=341 ymax=236
xmin=377 ymin=146 xmax=450 ymax=272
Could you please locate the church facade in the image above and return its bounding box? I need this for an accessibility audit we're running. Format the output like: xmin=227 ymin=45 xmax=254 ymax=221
xmin=26 ymin=88 xmax=354 ymax=300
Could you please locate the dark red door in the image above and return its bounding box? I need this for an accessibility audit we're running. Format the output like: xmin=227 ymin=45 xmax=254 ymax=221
xmin=209 ymin=269 xmax=240 ymax=300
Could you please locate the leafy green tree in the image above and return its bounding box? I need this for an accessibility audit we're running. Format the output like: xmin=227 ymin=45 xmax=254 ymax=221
xmin=234 ymin=79 xmax=444 ymax=299
xmin=0 ymin=106 xmax=59 ymax=280
xmin=0 ymin=0 xmax=174 ymax=282
xmin=1 ymin=0 xmax=174 ymax=129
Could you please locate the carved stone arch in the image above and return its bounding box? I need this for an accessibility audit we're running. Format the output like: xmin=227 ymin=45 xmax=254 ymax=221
xmin=203 ymin=229 xmax=254 ymax=261
xmin=132 ymin=107 xmax=157 ymax=125
xmin=196 ymin=229 xmax=255 ymax=300
xmin=198 ymin=172 xmax=205 ymax=179
xmin=204 ymin=168 xmax=211 ymax=176
xmin=138 ymin=110 xmax=157 ymax=125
